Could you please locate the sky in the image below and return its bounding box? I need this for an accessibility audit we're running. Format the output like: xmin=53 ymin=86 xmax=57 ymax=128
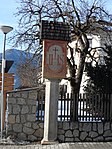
xmin=0 ymin=0 xmax=112 ymax=53
xmin=0 ymin=0 xmax=19 ymax=53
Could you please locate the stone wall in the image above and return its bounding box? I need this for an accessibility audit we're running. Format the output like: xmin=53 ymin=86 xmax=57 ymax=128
xmin=7 ymin=89 xmax=112 ymax=142
xmin=7 ymin=88 xmax=44 ymax=141
xmin=58 ymin=122 xmax=112 ymax=142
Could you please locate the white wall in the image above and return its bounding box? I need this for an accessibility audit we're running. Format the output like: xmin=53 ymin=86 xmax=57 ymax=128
xmin=60 ymin=34 xmax=105 ymax=93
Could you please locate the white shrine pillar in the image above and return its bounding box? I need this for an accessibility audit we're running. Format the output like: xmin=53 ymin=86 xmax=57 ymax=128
xmin=41 ymin=40 xmax=67 ymax=144
xmin=41 ymin=79 xmax=60 ymax=144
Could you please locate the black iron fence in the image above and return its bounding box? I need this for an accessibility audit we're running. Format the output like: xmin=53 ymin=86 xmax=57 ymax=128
xmin=36 ymin=92 xmax=112 ymax=122
xmin=77 ymin=93 xmax=112 ymax=122
xmin=36 ymin=90 xmax=45 ymax=121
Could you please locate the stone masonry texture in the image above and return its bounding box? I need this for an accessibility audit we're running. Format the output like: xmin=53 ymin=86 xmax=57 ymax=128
xmin=7 ymin=88 xmax=44 ymax=142
xmin=7 ymin=89 xmax=112 ymax=142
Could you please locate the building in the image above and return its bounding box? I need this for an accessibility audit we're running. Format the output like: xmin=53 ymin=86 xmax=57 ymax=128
xmin=60 ymin=22 xmax=112 ymax=93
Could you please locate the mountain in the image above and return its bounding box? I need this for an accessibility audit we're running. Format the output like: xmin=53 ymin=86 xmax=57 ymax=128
xmin=0 ymin=49 xmax=35 ymax=89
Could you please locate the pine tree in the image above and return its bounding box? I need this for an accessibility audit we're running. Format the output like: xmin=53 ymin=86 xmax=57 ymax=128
xmin=85 ymin=45 xmax=112 ymax=93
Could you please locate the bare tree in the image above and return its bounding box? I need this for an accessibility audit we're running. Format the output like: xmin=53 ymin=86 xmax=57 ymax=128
xmin=16 ymin=59 xmax=42 ymax=88
xmin=12 ymin=0 xmax=112 ymax=94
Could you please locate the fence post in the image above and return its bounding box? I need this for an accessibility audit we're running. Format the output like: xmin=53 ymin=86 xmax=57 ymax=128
xmin=110 ymin=94 xmax=112 ymax=121
xmin=72 ymin=93 xmax=78 ymax=121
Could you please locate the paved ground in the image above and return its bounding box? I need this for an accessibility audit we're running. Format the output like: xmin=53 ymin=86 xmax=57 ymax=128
xmin=0 ymin=142 xmax=112 ymax=149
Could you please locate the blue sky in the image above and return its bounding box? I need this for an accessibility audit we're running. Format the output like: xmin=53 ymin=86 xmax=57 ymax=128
xmin=0 ymin=0 xmax=19 ymax=52
xmin=0 ymin=0 xmax=112 ymax=53
xmin=0 ymin=0 xmax=18 ymax=27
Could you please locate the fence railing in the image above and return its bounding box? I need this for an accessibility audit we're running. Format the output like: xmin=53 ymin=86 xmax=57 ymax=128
xmin=36 ymin=92 xmax=112 ymax=122
xmin=77 ymin=93 xmax=112 ymax=122
xmin=36 ymin=90 xmax=45 ymax=121
xmin=58 ymin=93 xmax=71 ymax=121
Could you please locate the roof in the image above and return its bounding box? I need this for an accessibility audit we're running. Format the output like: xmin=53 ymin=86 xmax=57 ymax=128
xmin=0 ymin=60 xmax=14 ymax=73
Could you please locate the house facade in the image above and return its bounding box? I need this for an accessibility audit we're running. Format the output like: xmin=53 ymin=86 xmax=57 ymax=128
xmin=60 ymin=29 xmax=112 ymax=93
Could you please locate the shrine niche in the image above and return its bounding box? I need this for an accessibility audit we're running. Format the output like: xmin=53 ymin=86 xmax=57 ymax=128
xmin=42 ymin=40 xmax=67 ymax=79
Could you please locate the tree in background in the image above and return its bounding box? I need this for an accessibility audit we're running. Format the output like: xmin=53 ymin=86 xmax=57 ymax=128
xmin=12 ymin=0 xmax=112 ymax=94
xmin=84 ymin=44 xmax=112 ymax=94
xmin=16 ymin=58 xmax=42 ymax=88
xmin=83 ymin=45 xmax=112 ymax=120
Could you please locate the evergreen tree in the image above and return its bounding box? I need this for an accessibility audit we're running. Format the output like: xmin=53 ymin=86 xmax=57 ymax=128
xmin=85 ymin=45 xmax=112 ymax=93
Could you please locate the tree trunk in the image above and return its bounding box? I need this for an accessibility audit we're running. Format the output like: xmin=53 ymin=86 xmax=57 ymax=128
xmin=68 ymin=34 xmax=89 ymax=121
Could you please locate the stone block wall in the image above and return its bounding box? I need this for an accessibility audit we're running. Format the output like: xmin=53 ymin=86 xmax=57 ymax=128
xmin=7 ymin=88 xmax=44 ymax=141
xmin=58 ymin=122 xmax=112 ymax=142
xmin=7 ymin=89 xmax=112 ymax=142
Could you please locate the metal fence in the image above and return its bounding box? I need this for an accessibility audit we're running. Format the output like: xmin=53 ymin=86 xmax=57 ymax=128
xmin=36 ymin=90 xmax=45 ymax=121
xmin=36 ymin=92 xmax=112 ymax=122
xmin=77 ymin=93 xmax=112 ymax=122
